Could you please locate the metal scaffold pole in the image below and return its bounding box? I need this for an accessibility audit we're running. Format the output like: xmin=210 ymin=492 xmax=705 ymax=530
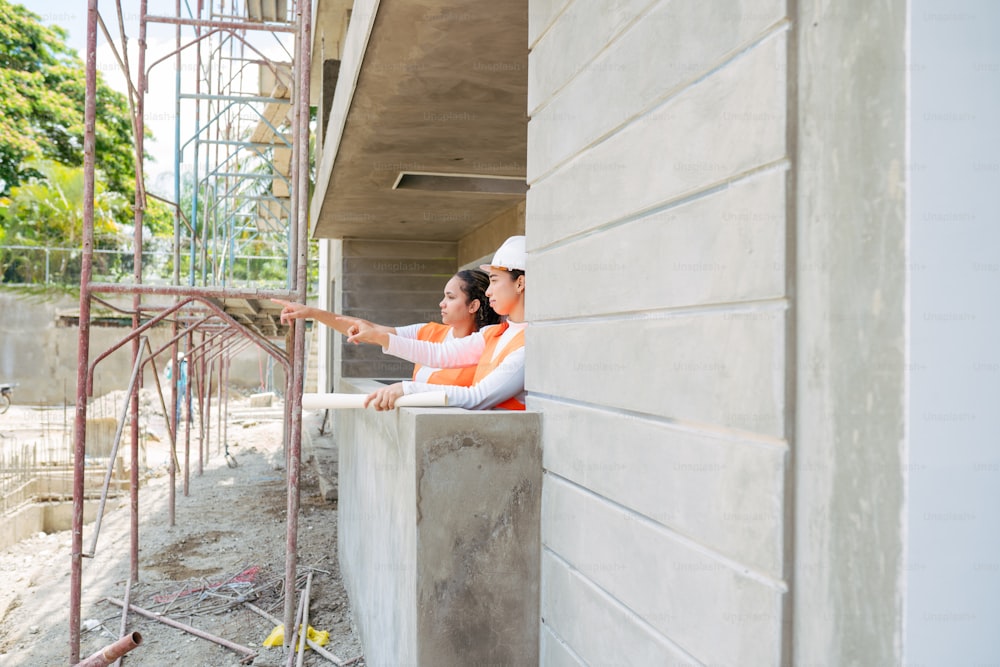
xmin=282 ymin=0 xmax=312 ymax=647
xmin=71 ymin=0 xmax=312 ymax=662
xmin=128 ymin=0 xmax=149 ymax=589
xmin=70 ymin=0 xmax=100 ymax=661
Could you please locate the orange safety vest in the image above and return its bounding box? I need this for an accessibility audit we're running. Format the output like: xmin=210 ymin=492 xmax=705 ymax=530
xmin=473 ymin=322 xmax=526 ymax=411
xmin=413 ymin=323 xmax=477 ymax=387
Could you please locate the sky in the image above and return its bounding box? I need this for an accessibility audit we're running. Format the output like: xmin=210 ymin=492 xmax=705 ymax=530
xmin=16 ymin=0 xmax=295 ymax=193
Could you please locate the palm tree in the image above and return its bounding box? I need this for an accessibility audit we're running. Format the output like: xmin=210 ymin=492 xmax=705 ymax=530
xmin=0 ymin=160 xmax=128 ymax=283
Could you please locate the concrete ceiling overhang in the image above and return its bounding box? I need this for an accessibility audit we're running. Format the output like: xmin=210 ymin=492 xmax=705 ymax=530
xmin=311 ymin=0 xmax=528 ymax=241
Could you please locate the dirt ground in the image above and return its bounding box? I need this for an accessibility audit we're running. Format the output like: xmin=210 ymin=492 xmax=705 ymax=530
xmin=0 ymin=393 xmax=364 ymax=667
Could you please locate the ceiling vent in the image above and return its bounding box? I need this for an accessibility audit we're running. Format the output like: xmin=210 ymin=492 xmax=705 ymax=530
xmin=392 ymin=171 xmax=527 ymax=195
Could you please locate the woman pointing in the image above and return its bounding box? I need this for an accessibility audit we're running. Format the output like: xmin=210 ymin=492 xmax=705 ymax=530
xmin=273 ymin=269 xmax=498 ymax=387
xmin=349 ymin=236 xmax=527 ymax=411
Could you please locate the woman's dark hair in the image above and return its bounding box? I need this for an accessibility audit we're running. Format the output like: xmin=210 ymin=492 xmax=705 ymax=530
xmin=455 ymin=269 xmax=500 ymax=329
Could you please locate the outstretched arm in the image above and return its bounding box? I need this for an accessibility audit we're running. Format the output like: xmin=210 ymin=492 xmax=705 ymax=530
xmin=349 ymin=321 xmax=491 ymax=367
xmin=272 ymin=299 xmax=395 ymax=338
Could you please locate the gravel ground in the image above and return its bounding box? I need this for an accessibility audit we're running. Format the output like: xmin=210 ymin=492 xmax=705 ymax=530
xmin=0 ymin=394 xmax=363 ymax=667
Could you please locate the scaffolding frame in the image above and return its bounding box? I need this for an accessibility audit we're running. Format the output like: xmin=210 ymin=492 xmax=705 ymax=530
xmin=72 ymin=0 xmax=312 ymax=662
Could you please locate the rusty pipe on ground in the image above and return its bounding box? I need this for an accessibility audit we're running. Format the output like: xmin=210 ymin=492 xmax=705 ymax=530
xmin=72 ymin=632 xmax=142 ymax=667
xmin=104 ymin=598 xmax=256 ymax=661
xmin=284 ymin=587 xmax=307 ymax=667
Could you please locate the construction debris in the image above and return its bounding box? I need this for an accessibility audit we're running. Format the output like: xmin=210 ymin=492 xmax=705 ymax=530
xmin=0 ymin=406 xmax=364 ymax=665
xmin=105 ymin=598 xmax=258 ymax=664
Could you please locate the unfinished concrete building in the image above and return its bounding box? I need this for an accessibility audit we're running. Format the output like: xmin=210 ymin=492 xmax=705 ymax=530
xmin=48 ymin=0 xmax=998 ymax=663
xmin=308 ymin=0 xmax=999 ymax=665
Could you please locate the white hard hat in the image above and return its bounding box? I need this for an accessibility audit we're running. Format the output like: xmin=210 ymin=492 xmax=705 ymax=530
xmin=480 ymin=235 xmax=526 ymax=272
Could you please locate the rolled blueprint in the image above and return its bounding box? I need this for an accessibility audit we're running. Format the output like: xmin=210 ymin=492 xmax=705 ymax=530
xmin=301 ymin=391 xmax=449 ymax=410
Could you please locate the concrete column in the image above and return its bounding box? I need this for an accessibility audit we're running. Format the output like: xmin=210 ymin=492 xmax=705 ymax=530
xmin=793 ymin=0 xmax=907 ymax=664
xmin=316 ymin=238 xmax=335 ymax=393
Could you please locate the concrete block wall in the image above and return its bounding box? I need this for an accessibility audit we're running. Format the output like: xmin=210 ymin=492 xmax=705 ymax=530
xmin=526 ymin=1 xmax=792 ymax=663
xmin=0 ymin=292 xmax=163 ymax=404
xmin=339 ymin=239 xmax=458 ymax=379
xmin=0 ymin=291 xmax=284 ymax=404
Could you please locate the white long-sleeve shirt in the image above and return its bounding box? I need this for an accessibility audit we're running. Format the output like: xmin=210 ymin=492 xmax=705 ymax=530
xmin=395 ymin=323 xmax=460 ymax=383
xmin=385 ymin=320 xmax=527 ymax=410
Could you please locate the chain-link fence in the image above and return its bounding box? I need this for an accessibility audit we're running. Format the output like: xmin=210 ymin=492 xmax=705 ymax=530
xmin=0 ymin=244 xmax=316 ymax=291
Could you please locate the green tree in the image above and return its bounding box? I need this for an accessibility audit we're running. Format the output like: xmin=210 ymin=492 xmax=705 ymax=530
xmin=0 ymin=1 xmax=135 ymax=198
xmin=0 ymin=160 xmax=128 ymax=283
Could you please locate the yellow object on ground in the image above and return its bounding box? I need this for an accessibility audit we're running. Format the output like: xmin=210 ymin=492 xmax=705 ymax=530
xmin=262 ymin=624 xmax=330 ymax=649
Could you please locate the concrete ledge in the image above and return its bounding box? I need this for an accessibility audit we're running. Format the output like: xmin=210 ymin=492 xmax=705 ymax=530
xmin=336 ymin=378 xmax=542 ymax=666
xmin=1 ymin=500 xmax=102 ymax=551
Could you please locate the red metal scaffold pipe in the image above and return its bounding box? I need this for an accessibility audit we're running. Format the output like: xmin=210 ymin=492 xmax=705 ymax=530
xmin=70 ymin=0 xmax=100 ymax=661
xmin=283 ymin=0 xmax=313 ymax=647
xmin=71 ymin=2 xmax=312 ymax=661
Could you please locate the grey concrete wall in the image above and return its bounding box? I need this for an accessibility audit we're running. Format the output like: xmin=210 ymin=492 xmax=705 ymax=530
xmin=339 ymin=239 xmax=458 ymax=379
xmin=527 ymin=0 xmax=792 ymax=663
xmin=906 ymin=1 xmax=1000 ymax=662
xmin=793 ymin=1 xmax=907 ymax=665
xmin=336 ymin=380 xmax=418 ymax=665
xmin=336 ymin=379 xmax=541 ymax=667
xmin=0 ymin=290 xmax=284 ymax=404
xmin=457 ymin=200 xmax=525 ymax=268
xmin=0 ymin=291 xmax=171 ymax=404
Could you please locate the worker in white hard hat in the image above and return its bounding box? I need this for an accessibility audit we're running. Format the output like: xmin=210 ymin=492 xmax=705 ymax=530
xmin=348 ymin=235 xmax=528 ymax=411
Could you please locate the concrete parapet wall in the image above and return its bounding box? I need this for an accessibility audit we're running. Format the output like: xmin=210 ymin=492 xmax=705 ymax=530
xmin=336 ymin=378 xmax=541 ymax=666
